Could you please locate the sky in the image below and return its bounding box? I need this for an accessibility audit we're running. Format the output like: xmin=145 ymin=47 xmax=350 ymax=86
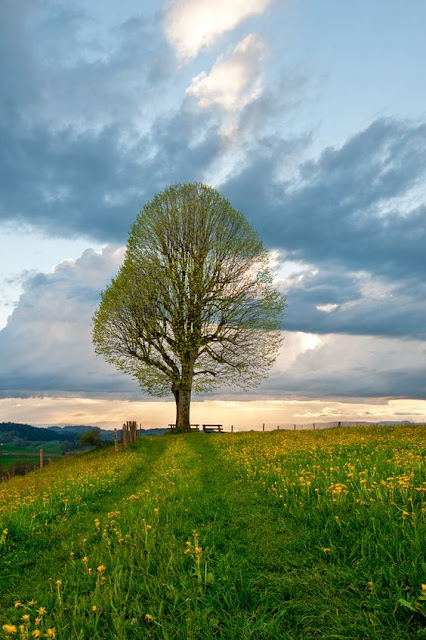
xmin=1 ymin=0 xmax=426 ymax=429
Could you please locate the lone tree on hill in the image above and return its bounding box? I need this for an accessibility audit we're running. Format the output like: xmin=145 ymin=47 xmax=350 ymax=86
xmin=92 ymin=183 xmax=286 ymax=431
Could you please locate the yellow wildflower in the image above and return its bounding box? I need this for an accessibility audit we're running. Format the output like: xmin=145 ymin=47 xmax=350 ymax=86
xmin=92 ymin=605 xmax=97 ymax=612
xmin=422 ymin=584 xmax=426 ymax=592
xmin=97 ymin=565 xmax=106 ymax=574
xmin=322 ymin=547 xmax=331 ymax=554
xmin=32 ymin=631 xmax=41 ymax=638
xmin=2 ymin=529 xmax=8 ymax=536
xmin=2 ymin=625 xmax=17 ymax=635
xmin=145 ymin=614 xmax=153 ymax=622
xmin=45 ymin=629 xmax=56 ymax=638
xmin=21 ymin=615 xmax=30 ymax=622
xmin=37 ymin=607 xmax=46 ymax=616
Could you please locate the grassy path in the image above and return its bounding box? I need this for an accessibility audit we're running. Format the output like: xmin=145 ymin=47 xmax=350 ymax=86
xmin=1 ymin=434 xmax=423 ymax=639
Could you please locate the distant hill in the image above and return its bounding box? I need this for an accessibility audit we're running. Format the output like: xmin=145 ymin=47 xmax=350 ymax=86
xmin=0 ymin=422 xmax=76 ymax=443
xmin=0 ymin=422 xmax=167 ymax=444
xmin=47 ymin=425 xmax=167 ymax=438
xmin=47 ymin=425 xmax=114 ymax=442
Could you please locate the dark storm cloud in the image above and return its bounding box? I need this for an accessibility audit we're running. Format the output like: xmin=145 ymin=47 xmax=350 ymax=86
xmin=0 ymin=120 xmax=144 ymax=242
xmin=0 ymin=103 xmax=228 ymax=242
xmin=281 ymin=268 xmax=426 ymax=339
xmin=224 ymin=118 xmax=426 ymax=283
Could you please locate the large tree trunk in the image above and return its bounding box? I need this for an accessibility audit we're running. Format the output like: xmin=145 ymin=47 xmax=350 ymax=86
xmin=175 ymin=386 xmax=191 ymax=431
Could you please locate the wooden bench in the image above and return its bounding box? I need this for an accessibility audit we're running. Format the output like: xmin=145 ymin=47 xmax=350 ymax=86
xmin=202 ymin=424 xmax=223 ymax=433
xmin=168 ymin=424 xmax=200 ymax=431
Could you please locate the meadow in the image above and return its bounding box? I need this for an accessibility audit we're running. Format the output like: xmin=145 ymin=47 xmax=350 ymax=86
xmin=0 ymin=443 xmax=63 ymax=480
xmin=0 ymin=425 xmax=424 ymax=639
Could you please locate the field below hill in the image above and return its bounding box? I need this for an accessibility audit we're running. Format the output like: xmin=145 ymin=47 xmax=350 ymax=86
xmin=0 ymin=426 xmax=425 ymax=639
xmin=0 ymin=442 xmax=64 ymax=480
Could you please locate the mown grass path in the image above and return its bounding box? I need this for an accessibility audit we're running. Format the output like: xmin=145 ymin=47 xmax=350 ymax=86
xmin=1 ymin=433 xmax=424 ymax=639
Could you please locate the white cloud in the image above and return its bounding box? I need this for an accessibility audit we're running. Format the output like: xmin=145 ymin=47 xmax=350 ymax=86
xmin=165 ymin=0 xmax=271 ymax=60
xmin=268 ymin=332 xmax=426 ymax=399
xmin=186 ymin=34 xmax=266 ymax=136
xmin=0 ymin=246 xmax=133 ymax=396
xmin=187 ymin=34 xmax=266 ymax=110
xmin=316 ymin=303 xmax=339 ymax=313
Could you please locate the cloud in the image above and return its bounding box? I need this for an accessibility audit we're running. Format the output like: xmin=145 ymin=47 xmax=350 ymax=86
xmin=259 ymin=332 xmax=426 ymax=400
xmin=278 ymin=265 xmax=426 ymax=340
xmin=0 ymin=246 xmax=140 ymax=397
xmin=164 ymin=0 xmax=271 ymax=60
xmin=223 ymin=118 xmax=426 ymax=282
xmin=186 ymin=34 xmax=266 ymax=134
xmin=0 ymin=2 xmax=173 ymax=133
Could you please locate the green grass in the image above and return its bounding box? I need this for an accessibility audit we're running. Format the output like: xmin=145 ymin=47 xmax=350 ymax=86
xmin=0 ymin=456 xmax=40 ymax=472
xmin=0 ymin=441 xmax=64 ymax=477
xmin=0 ymin=427 xmax=425 ymax=639
xmin=0 ymin=442 xmax=63 ymax=454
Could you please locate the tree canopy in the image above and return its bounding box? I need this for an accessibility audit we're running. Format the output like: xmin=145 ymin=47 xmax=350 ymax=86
xmin=92 ymin=182 xmax=286 ymax=430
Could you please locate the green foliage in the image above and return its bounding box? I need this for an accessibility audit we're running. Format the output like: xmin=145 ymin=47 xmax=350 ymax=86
xmin=92 ymin=183 xmax=286 ymax=428
xmin=80 ymin=429 xmax=101 ymax=448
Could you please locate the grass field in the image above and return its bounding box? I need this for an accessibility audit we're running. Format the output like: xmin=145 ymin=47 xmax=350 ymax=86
xmin=0 ymin=442 xmax=64 ymax=479
xmin=0 ymin=443 xmax=63 ymax=455
xmin=0 ymin=426 xmax=425 ymax=639
xmin=0 ymin=456 xmax=40 ymax=473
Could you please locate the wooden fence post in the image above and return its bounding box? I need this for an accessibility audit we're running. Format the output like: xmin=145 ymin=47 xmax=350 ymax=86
xmin=231 ymin=424 xmax=234 ymax=433
xmin=122 ymin=423 xmax=127 ymax=449
xmin=313 ymin=423 xmax=316 ymax=430
xmin=277 ymin=425 xmax=280 ymax=431
xmin=262 ymin=423 xmax=265 ymax=432
xmin=114 ymin=428 xmax=118 ymax=453
xmin=39 ymin=447 xmax=43 ymax=470
xmin=294 ymin=424 xmax=296 ymax=430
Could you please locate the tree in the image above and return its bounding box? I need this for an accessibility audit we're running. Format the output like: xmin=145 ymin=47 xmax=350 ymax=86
xmin=80 ymin=428 xmax=101 ymax=447
xmin=92 ymin=183 xmax=286 ymax=431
